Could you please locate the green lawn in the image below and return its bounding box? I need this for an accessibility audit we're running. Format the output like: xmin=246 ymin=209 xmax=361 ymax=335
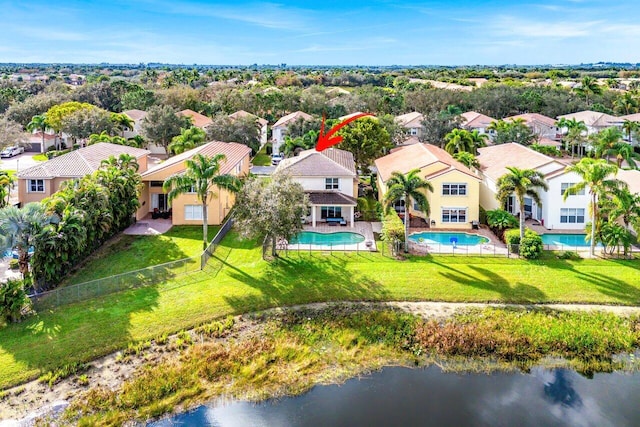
xmin=32 ymin=154 xmax=48 ymax=162
xmin=251 ymin=144 xmax=272 ymax=166
xmin=0 ymin=231 xmax=639 ymax=389
xmin=64 ymin=226 xmax=218 ymax=285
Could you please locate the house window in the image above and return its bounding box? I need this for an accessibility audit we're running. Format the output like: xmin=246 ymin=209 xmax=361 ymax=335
xmin=413 ymin=201 xmax=422 ymax=212
xmin=235 ymin=163 xmax=241 ymax=175
xmin=442 ymin=208 xmax=467 ymax=223
xmin=28 ymin=179 xmax=45 ymax=193
xmin=321 ymin=206 xmax=342 ymax=219
xmin=325 ymin=178 xmax=339 ymax=190
xmin=150 ymin=181 xmax=164 ymax=187
xmin=184 ymin=205 xmax=203 ymax=220
xmin=409 ymin=128 xmax=418 ymax=136
xmin=560 ymin=208 xmax=585 ymax=223
xmin=187 ymin=185 xmax=196 ymax=194
xmin=561 ymin=183 xmax=585 ymax=196
xmin=442 ymin=183 xmax=467 ymax=196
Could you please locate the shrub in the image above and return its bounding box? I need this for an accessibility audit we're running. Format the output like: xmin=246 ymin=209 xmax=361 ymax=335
xmin=557 ymin=251 xmax=580 ymax=260
xmin=530 ymin=144 xmax=561 ymax=157
xmin=8 ymin=259 xmax=19 ymax=270
xmin=381 ymin=210 xmax=404 ymax=255
xmin=520 ymin=232 xmax=543 ymax=259
xmin=504 ymin=229 xmax=521 ymax=245
xmin=486 ymin=209 xmax=518 ymax=239
xmin=0 ymin=279 xmax=31 ymax=323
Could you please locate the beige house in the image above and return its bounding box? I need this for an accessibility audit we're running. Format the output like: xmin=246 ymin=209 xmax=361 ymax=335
xmin=504 ymin=113 xmax=560 ymax=140
xmin=229 ymin=110 xmax=269 ymax=147
xmin=122 ymin=109 xmax=148 ymax=139
xmin=136 ymin=141 xmax=251 ymax=225
xmin=395 ymin=112 xmax=424 ymax=139
xmin=461 ymin=111 xmax=496 ymax=139
xmin=375 ymin=143 xmax=481 ymax=230
xmin=17 ymin=143 xmax=150 ymax=205
xmin=272 ymin=111 xmax=313 ymax=154
xmin=276 ymin=148 xmax=358 ymax=227
xmin=556 ymin=110 xmax=622 ymax=135
xmin=178 ymin=109 xmax=213 ymax=129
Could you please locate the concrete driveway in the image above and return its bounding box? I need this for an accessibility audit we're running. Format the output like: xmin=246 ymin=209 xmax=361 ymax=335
xmin=0 ymin=152 xmax=40 ymax=173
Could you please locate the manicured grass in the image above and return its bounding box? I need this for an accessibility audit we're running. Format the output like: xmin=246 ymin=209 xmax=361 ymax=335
xmin=32 ymin=154 xmax=48 ymax=162
xmin=64 ymin=226 xmax=218 ymax=285
xmin=0 ymin=231 xmax=639 ymax=389
xmin=251 ymin=145 xmax=272 ymax=166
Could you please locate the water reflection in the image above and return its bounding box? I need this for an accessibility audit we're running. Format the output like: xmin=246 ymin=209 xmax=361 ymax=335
xmin=150 ymin=366 xmax=640 ymax=427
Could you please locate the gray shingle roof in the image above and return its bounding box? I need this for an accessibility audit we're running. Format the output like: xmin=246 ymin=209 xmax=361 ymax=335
xmin=277 ymin=148 xmax=356 ymax=177
xmin=18 ymin=143 xmax=150 ymax=179
xmin=307 ymin=191 xmax=357 ymax=206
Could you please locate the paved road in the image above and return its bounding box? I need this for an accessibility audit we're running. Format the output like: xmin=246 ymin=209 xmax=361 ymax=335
xmin=0 ymin=153 xmax=40 ymax=172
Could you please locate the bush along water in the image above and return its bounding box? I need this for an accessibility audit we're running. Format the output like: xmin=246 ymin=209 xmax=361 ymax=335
xmin=63 ymin=307 xmax=640 ymax=425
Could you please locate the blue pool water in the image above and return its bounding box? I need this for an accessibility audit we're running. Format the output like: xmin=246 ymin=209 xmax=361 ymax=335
xmin=408 ymin=232 xmax=489 ymax=246
xmin=290 ymin=231 xmax=365 ymax=245
xmin=541 ymin=234 xmax=596 ymax=247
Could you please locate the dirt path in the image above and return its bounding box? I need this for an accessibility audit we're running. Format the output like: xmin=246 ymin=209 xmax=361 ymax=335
xmin=2 ymin=300 xmax=640 ymax=423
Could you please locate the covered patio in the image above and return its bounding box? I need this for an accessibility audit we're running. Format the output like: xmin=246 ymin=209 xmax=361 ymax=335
xmin=306 ymin=191 xmax=358 ymax=228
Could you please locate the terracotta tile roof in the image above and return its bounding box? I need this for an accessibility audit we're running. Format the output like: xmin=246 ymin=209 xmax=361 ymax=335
xmin=395 ymin=112 xmax=424 ymax=128
xmin=141 ymin=141 xmax=251 ymax=179
xmin=178 ymin=109 xmax=213 ymax=128
xmin=28 ymin=132 xmax=56 ymax=141
xmin=536 ymin=137 xmax=561 ymax=147
xmin=461 ymin=111 xmax=496 ymax=129
xmin=375 ymin=143 xmax=478 ymax=183
xmin=276 ymin=148 xmax=356 ymax=177
xmin=477 ymin=143 xmax=565 ymax=182
xmin=620 ymin=113 xmax=640 ymax=122
xmin=556 ymin=110 xmax=622 ymax=127
xmin=273 ymin=111 xmax=313 ymax=128
xmin=229 ymin=110 xmax=268 ymax=127
xmin=18 ymin=143 xmax=150 ymax=179
xmin=122 ymin=109 xmax=147 ymax=122
xmin=505 ymin=113 xmax=556 ymax=128
xmin=617 ymin=169 xmax=640 ymax=195
xmin=307 ymin=191 xmax=357 ymax=206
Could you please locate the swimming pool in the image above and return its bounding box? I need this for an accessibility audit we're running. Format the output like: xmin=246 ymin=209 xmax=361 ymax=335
xmin=290 ymin=231 xmax=365 ymax=246
xmin=408 ymin=232 xmax=489 ymax=246
xmin=541 ymin=234 xmax=597 ymax=247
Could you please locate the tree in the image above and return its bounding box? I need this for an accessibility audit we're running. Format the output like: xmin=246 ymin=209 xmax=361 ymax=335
xmin=163 ymin=153 xmax=242 ymax=250
xmin=0 ymin=171 xmax=15 ymax=208
xmin=0 ymin=278 xmax=31 ymax=323
xmin=281 ymin=130 xmax=318 ymax=156
xmin=61 ymin=107 xmax=114 ymax=144
xmin=336 ymin=117 xmax=393 ymax=172
xmin=602 ymin=187 xmax=640 ymax=241
xmin=110 ymin=113 xmax=134 ymax=138
xmin=206 ymin=114 xmax=261 ymax=154
xmin=0 ymin=115 xmax=28 ymax=150
xmin=487 ymin=118 xmax=535 ymax=146
xmin=234 ymin=172 xmax=309 ymax=259
xmin=453 ymin=151 xmax=480 ymax=169
xmin=614 ymin=92 xmax=639 ymax=115
xmin=383 ymin=169 xmax=433 ymax=253
xmin=120 ymin=89 xmax=156 ymax=111
xmin=168 ymin=127 xmax=207 ymax=155
xmin=0 ymin=203 xmax=51 ymax=278
xmin=45 ymin=101 xmax=96 ymax=134
xmin=140 ymin=105 xmax=190 ymax=150
xmin=622 ymin=119 xmax=639 ymax=143
xmin=556 ymin=118 xmax=588 ymax=157
xmin=420 ymin=109 xmax=461 ymax=146
xmin=496 ymin=167 xmax=548 ymax=240
xmin=444 ymin=128 xmax=477 ymax=155
xmin=88 ymin=131 xmax=128 ymax=146
xmin=563 ymin=158 xmax=623 ymax=257
xmin=591 ymin=127 xmax=622 ymax=161
xmin=610 ymin=142 xmax=639 ymax=169
xmin=575 ymin=76 xmax=603 ymax=106
xmin=26 ymin=114 xmax=49 ymax=153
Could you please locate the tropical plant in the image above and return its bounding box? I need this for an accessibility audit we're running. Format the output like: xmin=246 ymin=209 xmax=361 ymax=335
xmin=613 ymin=92 xmax=639 ymax=115
xmin=0 ymin=172 xmax=15 ymax=208
xmin=26 ymin=114 xmax=49 ymax=154
xmin=444 ymin=128 xmax=473 ymax=155
xmin=575 ymin=76 xmax=603 ymax=106
xmin=168 ymin=127 xmax=207 ymax=155
xmin=110 ymin=112 xmax=134 ymax=138
xmin=591 ymin=127 xmax=623 ymax=161
xmin=163 ymin=153 xmax=242 ymax=250
xmin=453 ymin=151 xmax=480 ymax=169
xmin=487 ymin=118 xmax=535 ymax=146
xmin=563 ymin=158 xmax=624 ymax=257
xmin=486 ymin=209 xmax=518 ymax=239
xmin=383 ymin=169 xmax=433 ymax=253
xmin=0 ymin=203 xmax=51 ymax=278
xmin=381 ymin=210 xmax=405 ymax=256
xmin=621 ymin=119 xmax=639 ymax=143
xmin=556 ymin=118 xmax=588 ymax=157
xmin=601 ymin=187 xmax=640 ymax=239
xmin=519 ymin=231 xmax=543 ymax=259
xmin=599 ymin=222 xmax=632 ymax=257
xmin=529 ymin=144 xmax=561 ymax=157
xmin=87 ymin=131 xmax=128 ymax=146
xmin=610 ymin=142 xmax=639 ymax=168
xmin=495 ymin=167 xmax=548 ymax=240
xmin=0 ymin=278 xmax=31 ymax=323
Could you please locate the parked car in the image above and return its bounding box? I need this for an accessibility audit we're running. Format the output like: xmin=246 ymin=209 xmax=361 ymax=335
xmin=0 ymin=146 xmax=24 ymax=158
xmin=271 ymin=152 xmax=284 ymax=166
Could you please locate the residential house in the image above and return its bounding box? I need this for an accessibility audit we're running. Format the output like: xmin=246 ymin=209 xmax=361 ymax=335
xmin=476 ymin=143 xmax=590 ymax=231
xmin=395 ymin=112 xmax=424 ymax=139
xmin=26 ymin=131 xmax=57 ymax=153
xmin=122 ymin=109 xmax=148 ymax=139
xmin=460 ymin=111 xmax=496 ymax=139
xmin=616 ymin=169 xmax=640 ymax=235
xmin=504 ymin=113 xmax=560 ymax=141
xmin=271 ymin=111 xmax=313 ymax=154
xmin=177 ymin=109 xmax=213 ymax=129
xmin=375 ymin=143 xmax=481 ymax=230
xmin=229 ymin=110 xmax=269 ymax=147
xmin=17 ymin=143 xmax=150 ymax=205
xmin=276 ymin=148 xmax=358 ymax=227
xmin=619 ymin=112 xmax=640 ymax=145
xmin=556 ymin=110 xmax=622 ymax=135
xmin=136 ymin=141 xmax=251 ymax=225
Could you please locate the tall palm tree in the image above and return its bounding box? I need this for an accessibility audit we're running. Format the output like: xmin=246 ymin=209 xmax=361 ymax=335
xmin=167 ymin=127 xmax=207 ymax=155
xmin=163 ymin=153 xmax=242 ymax=250
xmin=26 ymin=114 xmax=48 ymax=154
xmin=0 ymin=203 xmax=51 ymax=278
xmin=563 ymin=158 xmax=623 ymax=257
xmin=611 ymin=142 xmax=639 ymax=168
xmin=383 ymin=169 xmax=433 ymax=253
xmin=444 ymin=128 xmax=474 ymax=155
xmin=575 ymin=76 xmax=603 ymax=106
xmin=110 ymin=113 xmax=135 ymax=138
xmin=613 ymin=92 xmax=639 ymax=115
xmin=591 ymin=127 xmax=623 ymax=161
xmin=453 ymin=151 xmax=480 ymax=169
xmin=621 ymin=119 xmax=639 ymax=143
xmin=496 ymin=167 xmax=548 ymax=240
xmin=556 ymin=118 xmax=588 ymax=157
xmin=0 ymin=172 xmax=15 ymax=208
xmin=468 ymin=129 xmax=489 ymax=153
xmin=602 ymin=187 xmax=640 ymax=234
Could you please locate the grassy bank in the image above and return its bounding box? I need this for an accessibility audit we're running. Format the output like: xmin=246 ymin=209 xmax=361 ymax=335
xmin=1 ymin=231 xmax=640 ymax=389
xmin=63 ymin=307 xmax=640 ymax=425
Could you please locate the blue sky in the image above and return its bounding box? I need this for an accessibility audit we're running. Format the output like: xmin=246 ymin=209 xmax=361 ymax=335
xmin=0 ymin=0 xmax=638 ymax=65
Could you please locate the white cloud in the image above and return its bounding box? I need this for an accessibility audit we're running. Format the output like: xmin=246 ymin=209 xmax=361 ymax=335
xmin=491 ymin=16 xmax=602 ymax=38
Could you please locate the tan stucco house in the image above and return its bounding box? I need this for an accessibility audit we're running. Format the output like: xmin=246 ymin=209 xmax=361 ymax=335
xmin=136 ymin=141 xmax=251 ymax=225
xmin=375 ymin=143 xmax=481 ymax=230
xmin=17 ymin=143 xmax=150 ymax=205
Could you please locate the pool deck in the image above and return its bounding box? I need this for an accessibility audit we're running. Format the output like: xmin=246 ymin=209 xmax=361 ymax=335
xmin=286 ymin=222 xmax=377 ymax=252
xmin=408 ymin=226 xmax=508 ymax=256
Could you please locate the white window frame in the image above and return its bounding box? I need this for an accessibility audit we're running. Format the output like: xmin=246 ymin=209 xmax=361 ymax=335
xmin=442 ymin=183 xmax=467 ymax=196
xmin=409 ymin=128 xmax=418 ymax=136
xmin=560 ymin=208 xmax=585 ymax=224
xmin=561 ymin=183 xmax=585 ymax=196
xmin=184 ymin=205 xmax=203 ymax=220
xmin=441 ymin=208 xmax=467 ymax=223
xmin=187 ymin=185 xmax=197 ymax=194
xmin=28 ymin=179 xmax=45 ymax=193
xmin=325 ymin=178 xmax=339 ymax=190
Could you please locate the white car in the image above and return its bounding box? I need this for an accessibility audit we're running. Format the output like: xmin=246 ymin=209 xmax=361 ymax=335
xmin=271 ymin=153 xmax=284 ymax=166
xmin=0 ymin=146 xmax=25 ymax=158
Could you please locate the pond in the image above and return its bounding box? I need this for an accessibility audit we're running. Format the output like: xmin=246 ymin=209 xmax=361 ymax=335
xmin=150 ymin=365 xmax=640 ymax=427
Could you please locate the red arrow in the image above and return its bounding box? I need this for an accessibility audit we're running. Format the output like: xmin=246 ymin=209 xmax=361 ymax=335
xmin=315 ymin=113 xmax=374 ymax=151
